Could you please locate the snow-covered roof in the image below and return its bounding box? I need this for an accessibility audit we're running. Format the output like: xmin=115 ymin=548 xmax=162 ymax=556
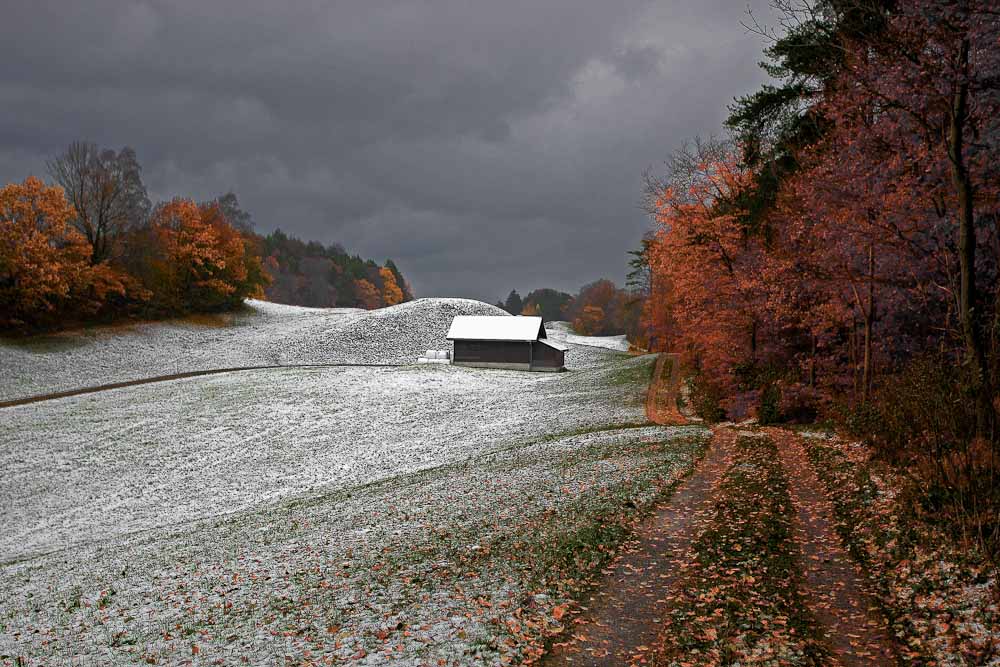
xmin=538 ymin=338 xmax=569 ymax=352
xmin=447 ymin=315 xmax=544 ymax=342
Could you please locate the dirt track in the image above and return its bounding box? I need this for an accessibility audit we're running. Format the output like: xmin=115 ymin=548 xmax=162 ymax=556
xmin=542 ymin=356 xmax=896 ymax=665
xmin=767 ymin=428 xmax=896 ymax=666
xmin=541 ymin=428 xmax=736 ymax=666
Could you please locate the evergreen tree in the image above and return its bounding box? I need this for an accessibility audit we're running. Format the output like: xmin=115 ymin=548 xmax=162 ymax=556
xmin=503 ymin=289 xmax=523 ymax=315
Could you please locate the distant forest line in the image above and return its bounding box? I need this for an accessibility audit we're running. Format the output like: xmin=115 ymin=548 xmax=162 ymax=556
xmin=493 ymin=279 xmax=642 ymax=340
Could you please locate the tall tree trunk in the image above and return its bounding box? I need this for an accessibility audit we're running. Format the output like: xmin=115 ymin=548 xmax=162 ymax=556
xmin=809 ymin=334 xmax=817 ymax=388
xmin=851 ymin=247 xmax=875 ymax=405
xmin=948 ymin=37 xmax=994 ymax=433
xmin=863 ymin=244 xmax=875 ymax=402
xmin=850 ymin=315 xmax=859 ymax=397
xmin=862 ymin=305 xmax=872 ymax=404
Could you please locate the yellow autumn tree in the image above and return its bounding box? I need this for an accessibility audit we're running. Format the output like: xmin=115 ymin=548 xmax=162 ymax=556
xmin=379 ymin=266 xmax=404 ymax=306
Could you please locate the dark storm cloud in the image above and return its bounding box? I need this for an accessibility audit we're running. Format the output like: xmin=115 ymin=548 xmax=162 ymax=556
xmin=0 ymin=0 xmax=773 ymax=300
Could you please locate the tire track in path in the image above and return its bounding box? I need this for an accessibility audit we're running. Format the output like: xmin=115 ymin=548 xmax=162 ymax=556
xmin=541 ymin=427 xmax=735 ymax=666
xmin=766 ymin=427 xmax=897 ymax=666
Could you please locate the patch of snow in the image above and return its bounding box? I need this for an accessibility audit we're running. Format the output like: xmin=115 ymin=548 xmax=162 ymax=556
xmin=1 ymin=357 xmax=650 ymax=560
xmin=446 ymin=315 xmax=539 ymax=341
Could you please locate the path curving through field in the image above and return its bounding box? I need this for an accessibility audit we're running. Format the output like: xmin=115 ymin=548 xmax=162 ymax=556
xmin=540 ymin=421 xmax=899 ymax=666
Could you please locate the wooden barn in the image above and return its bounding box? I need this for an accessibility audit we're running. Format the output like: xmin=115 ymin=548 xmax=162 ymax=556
xmin=446 ymin=315 xmax=567 ymax=372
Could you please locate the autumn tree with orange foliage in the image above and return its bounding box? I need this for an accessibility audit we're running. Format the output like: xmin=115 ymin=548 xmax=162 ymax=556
xmin=0 ymin=177 xmax=126 ymax=330
xmin=2 ymin=142 xmax=414 ymax=331
xmin=645 ymin=139 xmax=769 ymax=400
xmin=573 ymin=305 xmax=605 ymax=336
xmin=147 ymin=199 xmax=268 ymax=313
xmin=353 ymin=278 xmax=381 ymax=310
xmin=379 ymin=266 xmax=404 ymax=306
xmin=632 ymin=0 xmax=1000 ymax=564
xmin=564 ymin=279 xmax=628 ymax=336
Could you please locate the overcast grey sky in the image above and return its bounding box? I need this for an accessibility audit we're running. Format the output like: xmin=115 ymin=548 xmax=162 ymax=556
xmin=0 ymin=1 xmax=774 ymax=302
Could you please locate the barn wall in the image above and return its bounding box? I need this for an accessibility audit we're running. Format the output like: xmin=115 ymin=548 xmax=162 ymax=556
xmin=530 ymin=342 xmax=565 ymax=369
xmin=453 ymin=340 xmax=532 ymax=365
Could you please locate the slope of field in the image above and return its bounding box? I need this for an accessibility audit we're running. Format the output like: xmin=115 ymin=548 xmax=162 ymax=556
xmin=2 ymin=360 xmax=647 ymax=560
xmin=0 ymin=298 xmax=506 ymax=402
xmin=546 ymin=321 xmax=630 ymax=354
xmin=0 ymin=304 xmax=705 ymax=665
xmin=543 ymin=322 xmax=629 ymax=369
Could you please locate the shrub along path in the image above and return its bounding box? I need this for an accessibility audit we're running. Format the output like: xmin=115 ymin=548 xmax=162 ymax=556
xmin=540 ymin=424 xmax=898 ymax=666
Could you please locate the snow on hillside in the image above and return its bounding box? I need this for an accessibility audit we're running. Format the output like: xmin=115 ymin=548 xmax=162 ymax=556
xmin=544 ymin=321 xmax=630 ymax=369
xmin=0 ymin=298 xmax=506 ymax=402
xmin=0 ymin=299 xmax=671 ymax=664
xmin=1 ymin=358 xmax=647 ymax=560
xmin=546 ymin=321 xmax=631 ymax=352
xmin=0 ymin=345 xmax=688 ymax=665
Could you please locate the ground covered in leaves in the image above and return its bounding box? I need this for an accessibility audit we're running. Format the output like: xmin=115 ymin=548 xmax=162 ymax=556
xmin=801 ymin=432 xmax=1000 ymax=665
xmin=542 ymin=424 xmax=995 ymax=667
xmin=652 ymin=432 xmax=827 ymax=667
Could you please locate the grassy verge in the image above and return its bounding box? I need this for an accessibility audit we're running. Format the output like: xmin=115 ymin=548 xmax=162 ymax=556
xmin=605 ymin=355 xmax=656 ymax=386
xmin=653 ymin=433 xmax=828 ymax=667
xmin=802 ymin=435 xmax=999 ymax=665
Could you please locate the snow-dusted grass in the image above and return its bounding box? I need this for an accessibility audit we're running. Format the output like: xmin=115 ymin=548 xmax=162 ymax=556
xmin=2 ymin=361 xmax=648 ymax=560
xmin=0 ymin=298 xmax=506 ymax=402
xmin=546 ymin=322 xmax=631 ymax=353
xmin=0 ymin=308 xmax=707 ymax=665
xmin=1 ymin=423 xmax=705 ymax=666
xmin=544 ymin=322 xmax=630 ymax=370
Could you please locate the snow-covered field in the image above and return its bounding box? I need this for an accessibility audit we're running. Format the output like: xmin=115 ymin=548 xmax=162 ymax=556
xmin=0 ymin=298 xmax=505 ymax=402
xmin=0 ymin=299 xmax=706 ymax=665
xmin=2 ymin=362 xmax=644 ymax=560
